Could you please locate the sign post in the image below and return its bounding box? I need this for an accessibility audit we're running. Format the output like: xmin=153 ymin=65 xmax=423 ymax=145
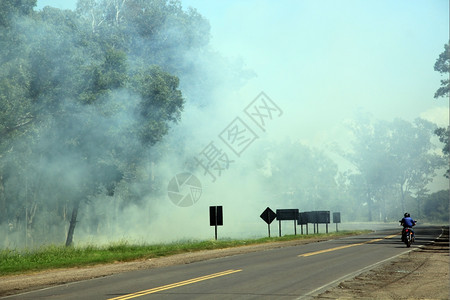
xmin=260 ymin=207 xmax=277 ymax=237
xmin=209 ymin=206 xmax=223 ymax=240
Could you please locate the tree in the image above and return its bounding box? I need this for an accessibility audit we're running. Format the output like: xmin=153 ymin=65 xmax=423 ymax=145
xmin=434 ymin=43 xmax=449 ymax=99
xmin=344 ymin=116 xmax=444 ymax=221
xmin=434 ymin=126 xmax=449 ymax=178
xmin=388 ymin=118 xmax=444 ymax=213
xmin=433 ymin=42 xmax=450 ymax=178
xmin=0 ymin=0 xmax=197 ymax=248
xmin=0 ymin=1 xmax=37 ymax=227
xmin=0 ymin=0 xmax=36 ymax=27
xmin=343 ymin=116 xmax=395 ymax=221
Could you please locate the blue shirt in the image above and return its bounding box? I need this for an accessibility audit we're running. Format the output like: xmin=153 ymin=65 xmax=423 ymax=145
xmin=401 ymin=217 xmax=415 ymax=228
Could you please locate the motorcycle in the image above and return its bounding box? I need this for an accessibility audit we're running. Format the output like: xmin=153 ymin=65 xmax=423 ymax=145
xmin=400 ymin=220 xmax=416 ymax=248
xmin=402 ymin=227 xmax=414 ymax=247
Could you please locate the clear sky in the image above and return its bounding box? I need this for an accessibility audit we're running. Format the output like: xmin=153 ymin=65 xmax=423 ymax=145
xmin=36 ymin=0 xmax=449 ymax=145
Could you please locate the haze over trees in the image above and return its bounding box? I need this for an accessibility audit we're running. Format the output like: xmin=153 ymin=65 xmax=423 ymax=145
xmin=0 ymin=0 xmax=209 ymax=247
xmin=0 ymin=1 xmax=447 ymax=249
xmin=433 ymin=42 xmax=449 ymax=178
xmin=342 ymin=116 xmax=444 ymax=222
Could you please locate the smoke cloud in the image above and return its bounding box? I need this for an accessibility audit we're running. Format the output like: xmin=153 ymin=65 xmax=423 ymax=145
xmin=1 ymin=0 xmax=448 ymax=249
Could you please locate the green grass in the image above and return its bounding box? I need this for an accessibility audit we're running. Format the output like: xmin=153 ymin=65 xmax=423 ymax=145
xmin=0 ymin=231 xmax=368 ymax=276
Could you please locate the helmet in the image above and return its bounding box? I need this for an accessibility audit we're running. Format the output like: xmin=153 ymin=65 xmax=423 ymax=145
xmin=404 ymin=213 xmax=410 ymax=217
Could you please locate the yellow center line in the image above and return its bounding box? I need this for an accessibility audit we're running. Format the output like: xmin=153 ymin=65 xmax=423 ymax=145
xmin=299 ymin=233 xmax=399 ymax=257
xmin=107 ymin=269 xmax=242 ymax=300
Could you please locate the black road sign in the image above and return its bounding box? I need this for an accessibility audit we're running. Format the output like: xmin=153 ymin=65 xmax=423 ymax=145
xmin=333 ymin=212 xmax=341 ymax=223
xmin=317 ymin=211 xmax=330 ymax=224
xmin=333 ymin=212 xmax=341 ymax=232
xmin=260 ymin=207 xmax=277 ymax=237
xmin=276 ymin=209 xmax=299 ymax=237
xmin=276 ymin=209 xmax=299 ymax=220
xmin=298 ymin=212 xmax=308 ymax=225
xmin=260 ymin=207 xmax=276 ymax=224
xmin=209 ymin=206 xmax=223 ymax=226
xmin=304 ymin=211 xmax=317 ymax=223
xmin=209 ymin=206 xmax=223 ymax=240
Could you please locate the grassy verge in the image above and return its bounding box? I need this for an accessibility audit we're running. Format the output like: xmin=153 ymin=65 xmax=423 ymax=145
xmin=0 ymin=230 xmax=368 ymax=276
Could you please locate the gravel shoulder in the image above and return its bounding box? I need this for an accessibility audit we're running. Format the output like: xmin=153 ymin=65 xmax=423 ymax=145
xmin=315 ymin=226 xmax=449 ymax=300
xmin=1 ymin=229 xmax=448 ymax=299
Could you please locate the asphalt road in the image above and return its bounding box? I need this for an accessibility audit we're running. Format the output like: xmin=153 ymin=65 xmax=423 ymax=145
xmin=4 ymin=226 xmax=443 ymax=300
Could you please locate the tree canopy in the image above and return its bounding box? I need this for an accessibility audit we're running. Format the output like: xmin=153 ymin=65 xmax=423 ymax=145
xmin=0 ymin=0 xmax=209 ymax=247
xmin=433 ymin=42 xmax=449 ymax=178
xmin=434 ymin=42 xmax=449 ymax=99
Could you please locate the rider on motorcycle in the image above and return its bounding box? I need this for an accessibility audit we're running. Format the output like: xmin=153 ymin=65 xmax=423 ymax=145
xmin=400 ymin=213 xmax=416 ymax=241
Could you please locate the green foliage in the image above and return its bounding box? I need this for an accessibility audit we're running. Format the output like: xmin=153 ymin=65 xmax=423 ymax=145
xmin=433 ymin=43 xmax=449 ymax=178
xmin=0 ymin=0 xmax=36 ymax=27
xmin=434 ymin=43 xmax=449 ymax=99
xmin=79 ymin=48 xmax=128 ymax=104
xmin=434 ymin=126 xmax=450 ymax=178
xmin=0 ymin=0 xmax=206 ymax=246
xmin=131 ymin=66 xmax=184 ymax=145
xmin=435 ymin=127 xmax=450 ymax=156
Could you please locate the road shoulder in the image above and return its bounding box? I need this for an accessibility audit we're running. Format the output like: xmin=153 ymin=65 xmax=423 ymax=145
xmin=315 ymin=226 xmax=449 ymax=299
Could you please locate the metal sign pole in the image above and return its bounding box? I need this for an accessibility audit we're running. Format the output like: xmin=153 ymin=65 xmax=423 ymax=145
xmin=294 ymin=220 xmax=297 ymax=235
xmin=279 ymin=219 xmax=281 ymax=237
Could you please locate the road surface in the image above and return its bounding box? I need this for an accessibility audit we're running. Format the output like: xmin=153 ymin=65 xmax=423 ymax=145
xmin=3 ymin=226 xmax=442 ymax=300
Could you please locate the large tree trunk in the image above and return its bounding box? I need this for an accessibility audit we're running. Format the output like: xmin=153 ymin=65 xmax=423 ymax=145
xmin=65 ymin=200 xmax=80 ymax=247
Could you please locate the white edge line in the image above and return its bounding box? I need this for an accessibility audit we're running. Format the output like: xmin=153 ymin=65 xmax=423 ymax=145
xmin=296 ymin=227 xmax=446 ymax=300
xmin=296 ymin=248 xmax=415 ymax=300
